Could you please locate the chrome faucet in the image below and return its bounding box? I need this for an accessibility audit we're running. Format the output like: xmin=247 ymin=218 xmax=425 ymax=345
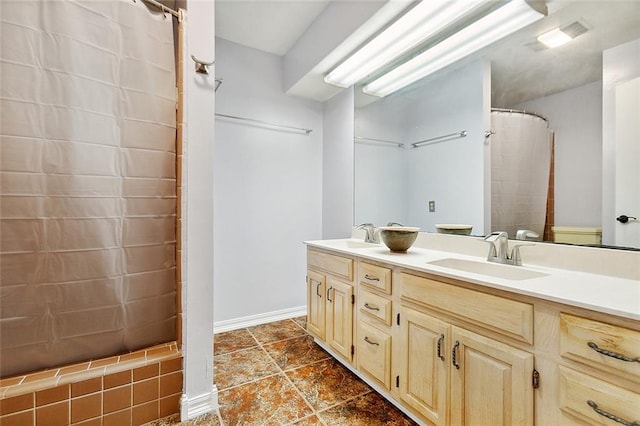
xmin=356 ymin=223 xmax=379 ymax=243
xmin=386 ymin=222 xmax=404 ymax=227
xmin=483 ymin=231 xmax=532 ymax=266
xmin=516 ymin=229 xmax=539 ymax=240
xmin=484 ymin=231 xmax=510 ymax=261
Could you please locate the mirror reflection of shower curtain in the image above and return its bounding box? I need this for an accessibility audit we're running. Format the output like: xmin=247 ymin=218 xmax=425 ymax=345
xmin=490 ymin=111 xmax=552 ymax=239
xmin=0 ymin=0 xmax=177 ymax=376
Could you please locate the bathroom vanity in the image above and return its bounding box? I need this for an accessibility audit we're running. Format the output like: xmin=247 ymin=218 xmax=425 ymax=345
xmin=305 ymin=235 xmax=640 ymax=425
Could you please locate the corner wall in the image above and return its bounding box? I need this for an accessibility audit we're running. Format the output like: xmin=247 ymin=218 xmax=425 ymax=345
xmin=181 ymin=0 xmax=216 ymax=419
xmin=322 ymin=88 xmax=355 ymax=239
xmin=213 ymin=38 xmax=323 ymax=325
xmin=602 ymin=38 xmax=640 ymax=245
xmin=511 ymin=81 xmax=602 ymax=228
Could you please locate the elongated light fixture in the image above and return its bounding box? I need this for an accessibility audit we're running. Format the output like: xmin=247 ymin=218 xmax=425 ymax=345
xmin=363 ymin=0 xmax=546 ymax=97
xmin=324 ymin=0 xmax=490 ymax=89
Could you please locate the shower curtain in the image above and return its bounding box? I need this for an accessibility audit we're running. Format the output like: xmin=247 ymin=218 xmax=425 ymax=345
xmin=490 ymin=111 xmax=552 ymax=240
xmin=0 ymin=0 xmax=177 ymax=377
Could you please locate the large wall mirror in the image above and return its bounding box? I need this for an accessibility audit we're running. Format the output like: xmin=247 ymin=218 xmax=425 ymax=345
xmin=354 ymin=0 xmax=640 ymax=249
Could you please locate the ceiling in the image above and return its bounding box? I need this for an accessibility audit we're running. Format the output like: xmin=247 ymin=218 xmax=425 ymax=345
xmin=215 ymin=0 xmax=331 ymax=56
xmin=215 ymin=0 xmax=640 ymax=106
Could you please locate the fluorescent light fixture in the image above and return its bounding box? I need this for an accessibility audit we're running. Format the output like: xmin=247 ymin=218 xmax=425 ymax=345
xmin=363 ymin=0 xmax=546 ymax=97
xmin=537 ymin=27 xmax=572 ymax=48
xmin=324 ymin=0 xmax=489 ymax=88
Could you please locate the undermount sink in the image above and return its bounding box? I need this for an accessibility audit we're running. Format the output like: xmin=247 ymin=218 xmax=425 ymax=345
xmin=428 ymin=258 xmax=549 ymax=281
xmin=324 ymin=240 xmax=379 ymax=249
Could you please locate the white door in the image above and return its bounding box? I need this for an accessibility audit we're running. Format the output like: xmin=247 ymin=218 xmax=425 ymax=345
xmin=614 ymin=77 xmax=640 ymax=248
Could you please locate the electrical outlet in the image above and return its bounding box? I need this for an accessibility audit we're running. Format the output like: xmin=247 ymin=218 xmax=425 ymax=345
xmin=428 ymin=200 xmax=436 ymax=212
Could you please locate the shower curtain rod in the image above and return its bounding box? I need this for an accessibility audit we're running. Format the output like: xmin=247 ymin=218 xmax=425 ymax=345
xmin=140 ymin=0 xmax=180 ymax=19
xmin=492 ymin=108 xmax=548 ymax=123
xmin=411 ymin=130 xmax=467 ymax=148
xmin=355 ymin=136 xmax=404 ymax=148
xmin=215 ymin=113 xmax=313 ymax=135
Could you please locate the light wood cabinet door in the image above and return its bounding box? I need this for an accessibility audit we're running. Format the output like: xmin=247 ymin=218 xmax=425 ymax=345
xmin=357 ymin=320 xmax=392 ymax=390
xmin=560 ymin=313 xmax=640 ymax=383
xmin=359 ymin=262 xmax=392 ymax=294
xmin=359 ymin=288 xmax=392 ymax=326
xmin=326 ymin=278 xmax=354 ymax=361
xmin=306 ymin=270 xmax=325 ymax=339
xmin=399 ymin=307 xmax=449 ymax=426
xmin=449 ymin=326 xmax=534 ymax=426
xmin=558 ymin=366 xmax=640 ymax=425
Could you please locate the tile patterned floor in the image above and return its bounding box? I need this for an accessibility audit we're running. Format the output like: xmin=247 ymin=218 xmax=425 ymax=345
xmin=148 ymin=317 xmax=417 ymax=425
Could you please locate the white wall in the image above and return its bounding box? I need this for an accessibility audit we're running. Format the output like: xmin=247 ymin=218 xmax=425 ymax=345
xmin=322 ymin=88 xmax=355 ymax=239
xmin=354 ymin=60 xmax=490 ymax=235
xmin=213 ymin=38 xmax=323 ymax=324
xmin=405 ymin=60 xmax=489 ymax=234
xmin=354 ymin=94 xmax=409 ymax=226
xmin=511 ymin=81 xmax=602 ymax=227
xmin=182 ymin=0 xmax=216 ymax=419
xmin=602 ymin=38 xmax=640 ymax=244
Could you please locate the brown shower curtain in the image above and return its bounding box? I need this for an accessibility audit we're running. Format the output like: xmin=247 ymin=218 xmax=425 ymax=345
xmin=0 ymin=0 xmax=177 ymax=377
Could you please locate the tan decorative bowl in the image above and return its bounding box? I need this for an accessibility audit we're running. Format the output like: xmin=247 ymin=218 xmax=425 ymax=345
xmin=379 ymin=226 xmax=420 ymax=252
xmin=435 ymin=224 xmax=473 ymax=235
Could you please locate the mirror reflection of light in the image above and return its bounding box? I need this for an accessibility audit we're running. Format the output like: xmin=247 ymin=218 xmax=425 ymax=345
xmin=538 ymin=27 xmax=573 ymax=48
xmin=324 ymin=0 xmax=490 ymax=88
xmin=364 ymin=0 xmax=545 ymax=97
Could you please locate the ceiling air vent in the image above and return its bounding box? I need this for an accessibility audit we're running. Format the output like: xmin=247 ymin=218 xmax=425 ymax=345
xmin=561 ymin=20 xmax=589 ymax=38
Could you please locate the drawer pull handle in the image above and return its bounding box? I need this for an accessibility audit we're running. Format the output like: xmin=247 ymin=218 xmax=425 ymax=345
xmin=364 ymin=274 xmax=380 ymax=282
xmin=587 ymin=342 xmax=640 ymax=363
xmin=437 ymin=334 xmax=445 ymax=361
xmin=587 ymin=400 xmax=640 ymax=426
xmin=364 ymin=303 xmax=380 ymax=311
xmin=452 ymin=340 xmax=460 ymax=369
xmin=364 ymin=336 xmax=379 ymax=346
xmin=327 ymin=287 xmax=333 ymax=303
xmin=316 ymin=282 xmax=322 ymax=298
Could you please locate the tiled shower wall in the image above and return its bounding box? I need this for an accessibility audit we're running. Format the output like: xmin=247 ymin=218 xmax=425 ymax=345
xmin=0 ymin=344 xmax=182 ymax=426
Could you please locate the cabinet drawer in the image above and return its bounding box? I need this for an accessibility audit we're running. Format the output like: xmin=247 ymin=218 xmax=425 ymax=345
xmin=308 ymin=249 xmax=353 ymax=280
xmin=357 ymin=320 xmax=392 ymax=390
xmin=560 ymin=313 xmax=640 ymax=382
xmin=559 ymin=366 xmax=640 ymax=425
xmin=400 ymin=273 xmax=533 ymax=344
xmin=359 ymin=289 xmax=392 ymax=326
xmin=359 ymin=262 xmax=392 ymax=294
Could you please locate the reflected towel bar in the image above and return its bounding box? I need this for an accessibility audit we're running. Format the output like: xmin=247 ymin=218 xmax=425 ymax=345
xmin=215 ymin=113 xmax=313 ymax=135
xmin=139 ymin=0 xmax=180 ymax=18
xmin=355 ymin=136 xmax=404 ymax=148
xmin=411 ymin=130 xmax=467 ymax=148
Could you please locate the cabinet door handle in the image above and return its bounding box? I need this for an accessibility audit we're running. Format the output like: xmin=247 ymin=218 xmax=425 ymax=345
xmin=364 ymin=336 xmax=379 ymax=346
xmin=452 ymin=340 xmax=460 ymax=369
xmin=588 ymin=342 xmax=640 ymax=363
xmin=364 ymin=274 xmax=380 ymax=281
xmin=364 ymin=303 xmax=380 ymax=311
xmin=327 ymin=287 xmax=333 ymax=303
xmin=437 ymin=334 xmax=445 ymax=361
xmin=587 ymin=400 xmax=640 ymax=426
xmin=316 ymin=282 xmax=322 ymax=298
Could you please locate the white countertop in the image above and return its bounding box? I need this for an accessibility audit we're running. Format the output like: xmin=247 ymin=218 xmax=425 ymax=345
xmin=305 ymin=238 xmax=640 ymax=321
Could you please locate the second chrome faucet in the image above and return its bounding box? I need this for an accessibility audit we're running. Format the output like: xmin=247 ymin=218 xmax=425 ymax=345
xmin=484 ymin=231 xmax=532 ymax=266
xmin=356 ymin=223 xmax=379 ymax=243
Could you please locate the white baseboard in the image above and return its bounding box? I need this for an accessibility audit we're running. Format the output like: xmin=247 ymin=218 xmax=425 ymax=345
xmin=180 ymin=385 xmax=219 ymax=421
xmin=213 ymin=306 xmax=307 ymax=334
